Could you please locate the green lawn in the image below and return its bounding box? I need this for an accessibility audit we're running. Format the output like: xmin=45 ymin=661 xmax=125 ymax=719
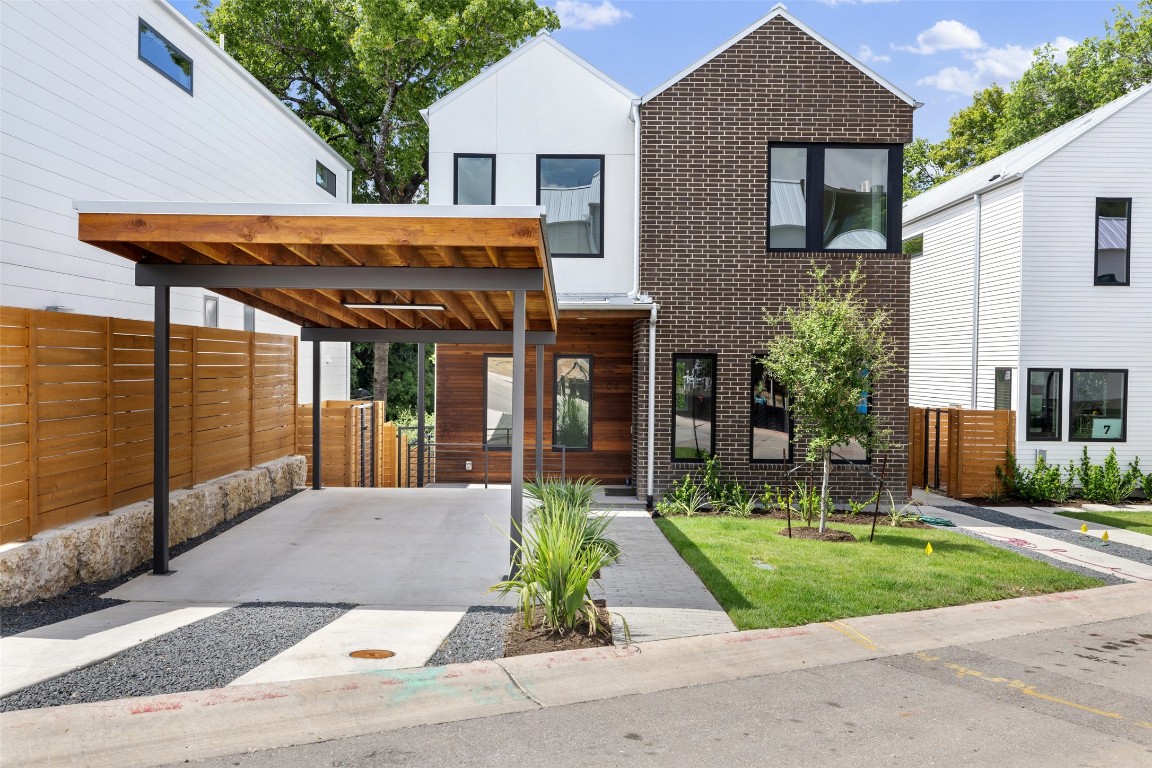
xmin=655 ymin=516 xmax=1103 ymax=630
xmin=1054 ymin=509 xmax=1152 ymax=536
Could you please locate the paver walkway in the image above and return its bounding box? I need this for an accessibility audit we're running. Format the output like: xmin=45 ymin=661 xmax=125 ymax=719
xmin=592 ymin=509 xmax=736 ymax=643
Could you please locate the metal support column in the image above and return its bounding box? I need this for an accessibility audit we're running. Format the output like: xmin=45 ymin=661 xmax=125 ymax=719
xmin=312 ymin=340 xmax=322 ymax=490
xmin=416 ymin=342 xmax=426 ymax=488
xmin=152 ymin=286 xmax=170 ymax=575
xmin=535 ymin=344 xmax=544 ymax=479
xmin=510 ymin=291 xmax=526 ymax=569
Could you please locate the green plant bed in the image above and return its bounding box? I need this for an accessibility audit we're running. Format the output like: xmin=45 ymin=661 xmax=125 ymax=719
xmin=655 ymin=517 xmax=1103 ymax=630
xmin=1054 ymin=510 xmax=1152 ymax=536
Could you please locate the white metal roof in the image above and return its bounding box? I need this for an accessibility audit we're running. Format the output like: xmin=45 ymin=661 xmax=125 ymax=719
xmin=904 ymin=82 xmax=1152 ymax=223
xmin=641 ymin=3 xmax=918 ymax=106
xmin=73 ymin=201 xmax=547 ymax=219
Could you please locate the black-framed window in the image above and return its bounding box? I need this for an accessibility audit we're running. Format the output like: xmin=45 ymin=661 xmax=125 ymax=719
xmin=832 ymin=379 xmax=871 ymax=464
xmin=537 ymin=155 xmax=604 ymax=257
xmin=484 ymin=355 xmax=513 ymax=448
xmin=672 ymin=354 xmax=715 ymax=462
xmin=138 ymin=19 xmax=193 ymax=94
xmin=455 ymin=154 xmax=496 ymax=205
xmin=994 ymin=367 xmax=1013 ymax=411
xmin=1095 ymin=198 xmax=1131 ymax=285
xmin=1026 ymin=368 xmax=1061 ymax=441
xmin=1069 ymin=369 xmax=1127 ymax=441
xmin=751 ymin=358 xmax=791 ymax=463
xmin=554 ymin=356 xmax=592 ymax=450
xmin=203 ymin=295 xmax=218 ymax=328
xmin=768 ymin=143 xmax=902 ymax=252
xmin=316 ymin=161 xmax=337 ymax=197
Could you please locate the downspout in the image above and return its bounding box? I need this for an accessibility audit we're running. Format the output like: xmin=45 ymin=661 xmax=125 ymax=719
xmin=627 ymin=99 xmax=642 ymax=299
xmin=971 ymin=193 xmax=982 ymax=410
xmin=646 ymin=302 xmax=659 ymax=510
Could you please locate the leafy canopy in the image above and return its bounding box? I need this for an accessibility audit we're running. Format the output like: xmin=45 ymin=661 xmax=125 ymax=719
xmin=199 ymin=0 xmax=558 ymax=203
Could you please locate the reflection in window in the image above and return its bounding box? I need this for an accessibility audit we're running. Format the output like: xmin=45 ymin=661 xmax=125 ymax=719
xmin=485 ymin=356 xmax=514 ymax=447
xmin=203 ymin=296 xmax=218 ymax=328
xmin=1070 ymin=370 xmax=1126 ymax=441
xmin=823 ymin=148 xmax=889 ymax=249
xmin=1027 ymin=368 xmax=1061 ymax=440
xmin=673 ymin=355 xmax=715 ymax=461
xmin=554 ymin=356 xmax=591 ymax=449
xmin=316 ymin=161 xmax=337 ymax=196
xmin=138 ymin=19 xmax=193 ymax=94
xmin=751 ymin=360 xmax=790 ymax=462
xmin=538 ymin=156 xmax=603 ymax=256
xmin=455 ymin=155 xmax=495 ymax=205
xmin=832 ymin=379 xmax=870 ymax=463
xmin=769 ymin=147 xmax=807 ymax=249
xmin=1095 ymin=199 xmax=1130 ymax=285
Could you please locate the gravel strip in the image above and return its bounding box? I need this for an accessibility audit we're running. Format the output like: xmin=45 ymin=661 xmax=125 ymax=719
xmin=929 ymin=505 xmax=1152 ymax=568
xmin=425 ymin=606 xmax=513 ymax=667
xmin=0 ymin=490 xmax=300 ymax=637
xmin=0 ymin=601 xmax=351 ymax=712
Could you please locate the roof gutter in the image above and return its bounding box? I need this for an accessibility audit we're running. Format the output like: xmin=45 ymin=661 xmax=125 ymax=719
xmin=903 ymin=172 xmax=1023 ymax=228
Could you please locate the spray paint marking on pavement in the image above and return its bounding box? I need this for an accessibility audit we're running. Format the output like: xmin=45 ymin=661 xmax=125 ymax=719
xmin=912 ymin=651 xmax=1152 ymax=730
xmin=824 ymin=621 xmax=883 ymax=652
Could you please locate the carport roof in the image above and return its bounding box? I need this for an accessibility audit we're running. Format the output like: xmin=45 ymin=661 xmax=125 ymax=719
xmin=75 ymin=202 xmax=558 ymax=334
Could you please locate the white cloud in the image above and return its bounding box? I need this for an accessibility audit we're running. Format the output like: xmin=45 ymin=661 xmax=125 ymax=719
xmin=857 ymin=44 xmax=890 ymax=64
xmin=917 ymin=36 xmax=1074 ymax=95
xmin=896 ymin=20 xmax=984 ymax=55
xmin=555 ymin=1 xmax=631 ymax=31
xmin=1050 ymin=35 xmax=1077 ymax=63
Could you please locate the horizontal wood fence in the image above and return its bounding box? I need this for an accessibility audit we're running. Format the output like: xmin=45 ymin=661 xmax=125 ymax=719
xmin=296 ymin=401 xmax=397 ymax=488
xmin=0 ymin=307 xmax=298 ymax=544
xmin=909 ymin=407 xmax=1015 ymax=499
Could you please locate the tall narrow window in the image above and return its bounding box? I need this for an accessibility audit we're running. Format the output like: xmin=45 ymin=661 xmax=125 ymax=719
xmin=1070 ymin=369 xmax=1127 ymax=441
xmin=537 ymin=156 xmax=604 ymax=257
xmin=243 ymin=305 xmax=255 ymax=332
xmin=994 ymin=368 xmax=1012 ymax=411
xmin=751 ymin=359 xmax=791 ymax=462
xmin=203 ymin=296 xmax=218 ymax=328
xmin=455 ymin=154 xmax=495 ymax=205
xmin=1095 ymin=198 xmax=1130 ymax=285
xmin=554 ymin=356 xmax=592 ymax=450
xmin=484 ymin=355 xmax=513 ymax=448
xmin=138 ymin=19 xmax=193 ymax=94
xmin=1026 ymin=368 xmax=1061 ymax=441
xmin=673 ymin=355 xmax=715 ymax=461
xmin=316 ymin=161 xmax=337 ymax=197
xmin=768 ymin=147 xmax=807 ymax=249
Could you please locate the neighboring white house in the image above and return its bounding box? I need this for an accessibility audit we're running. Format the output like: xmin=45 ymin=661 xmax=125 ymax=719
xmin=903 ymin=83 xmax=1151 ymax=471
xmin=0 ymin=0 xmax=352 ymax=401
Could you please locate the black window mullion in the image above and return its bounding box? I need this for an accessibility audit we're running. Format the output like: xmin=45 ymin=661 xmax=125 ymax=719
xmin=807 ymin=148 xmax=824 ymax=252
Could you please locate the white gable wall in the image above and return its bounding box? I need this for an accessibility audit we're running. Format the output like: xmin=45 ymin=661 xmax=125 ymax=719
xmin=428 ymin=38 xmax=636 ymax=296
xmin=0 ymin=0 xmax=351 ymax=401
xmin=973 ymin=182 xmax=1023 ymax=410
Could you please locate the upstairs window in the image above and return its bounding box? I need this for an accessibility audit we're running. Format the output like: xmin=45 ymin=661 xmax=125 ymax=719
xmin=316 ymin=161 xmax=337 ymax=197
xmin=538 ymin=156 xmax=603 ymax=257
xmin=1095 ymin=198 xmax=1130 ymax=285
xmin=138 ymin=19 xmax=193 ymax=94
xmin=769 ymin=144 xmax=901 ymax=252
xmin=455 ymin=154 xmax=495 ymax=205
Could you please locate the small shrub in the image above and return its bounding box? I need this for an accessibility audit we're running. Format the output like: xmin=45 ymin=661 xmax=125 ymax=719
xmin=1076 ymin=447 xmax=1142 ymax=505
xmin=1143 ymin=471 xmax=1152 ymax=501
xmin=700 ymin=454 xmax=726 ymax=504
xmin=526 ymin=475 xmax=599 ymax=511
xmin=996 ymin=450 xmax=1074 ymax=504
xmin=657 ymin=474 xmax=708 ymax=517
xmin=720 ymin=482 xmax=756 ymax=518
xmin=884 ymin=491 xmax=919 ymax=527
xmin=792 ymin=481 xmax=821 ymax=526
xmin=846 ymin=493 xmax=878 ymax=517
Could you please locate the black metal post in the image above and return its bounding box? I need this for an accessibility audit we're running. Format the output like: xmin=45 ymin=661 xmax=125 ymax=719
xmin=510 ymin=290 xmax=526 ymax=571
xmin=535 ymin=344 xmax=544 ymax=479
xmin=370 ymin=402 xmax=376 ymax=488
xmin=152 ymin=286 xmax=170 ymax=575
xmin=417 ymin=342 xmax=426 ymax=488
xmin=312 ymin=339 xmax=322 ymax=490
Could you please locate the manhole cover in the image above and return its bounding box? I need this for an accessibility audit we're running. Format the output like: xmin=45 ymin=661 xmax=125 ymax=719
xmin=349 ymin=649 xmax=396 ymax=659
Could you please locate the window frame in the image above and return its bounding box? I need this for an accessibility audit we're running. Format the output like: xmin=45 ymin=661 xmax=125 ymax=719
xmin=1093 ymin=197 xmax=1131 ymax=287
xmin=536 ymin=154 xmax=606 ymax=259
xmin=243 ymin=305 xmax=256 ymax=333
xmin=767 ymin=142 xmax=903 ymax=254
xmin=203 ymin=295 xmax=218 ymax=328
xmin=138 ymin=18 xmax=193 ymax=95
xmin=552 ymin=354 xmax=593 ymax=451
xmin=454 ymin=153 xmax=496 ymax=205
xmin=1025 ymin=367 xmax=1062 ymax=442
xmin=483 ymin=354 xmax=513 ymax=451
xmin=749 ymin=355 xmax=793 ymax=464
xmin=671 ymin=353 xmax=717 ymax=464
xmin=315 ymin=161 xmax=337 ymax=197
xmin=1068 ymin=368 xmax=1128 ymax=442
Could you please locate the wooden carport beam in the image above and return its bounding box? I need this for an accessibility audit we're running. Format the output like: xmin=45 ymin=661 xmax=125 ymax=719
xmin=436 ymin=246 xmax=503 ymax=330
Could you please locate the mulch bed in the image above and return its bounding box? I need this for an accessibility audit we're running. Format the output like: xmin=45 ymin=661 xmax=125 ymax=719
xmin=775 ymin=526 xmax=857 ymax=542
xmin=503 ymin=601 xmax=614 ymax=658
xmin=665 ymin=507 xmax=931 ymax=530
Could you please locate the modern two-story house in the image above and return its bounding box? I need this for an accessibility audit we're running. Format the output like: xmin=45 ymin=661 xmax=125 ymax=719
xmin=426 ymin=3 xmax=915 ymax=505
xmin=904 ymin=83 xmax=1151 ymax=472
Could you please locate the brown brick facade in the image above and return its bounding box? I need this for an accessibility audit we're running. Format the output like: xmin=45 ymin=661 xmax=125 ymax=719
xmin=633 ymin=16 xmax=915 ymax=504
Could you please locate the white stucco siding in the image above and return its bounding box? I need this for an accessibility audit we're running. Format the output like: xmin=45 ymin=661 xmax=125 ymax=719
xmin=973 ymin=183 xmax=1023 ymax=410
xmin=0 ymin=0 xmax=351 ymax=400
xmin=427 ymin=37 xmax=636 ymax=296
xmin=1017 ymin=91 xmax=1152 ymax=469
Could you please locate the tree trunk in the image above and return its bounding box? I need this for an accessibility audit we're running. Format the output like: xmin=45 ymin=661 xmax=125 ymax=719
xmin=819 ymin=450 xmax=831 ymax=534
xmin=373 ymin=342 xmax=390 ymax=408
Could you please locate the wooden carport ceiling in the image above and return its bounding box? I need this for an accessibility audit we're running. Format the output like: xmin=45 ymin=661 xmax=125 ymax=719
xmin=77 ymin=205 xmax=557 ymax=333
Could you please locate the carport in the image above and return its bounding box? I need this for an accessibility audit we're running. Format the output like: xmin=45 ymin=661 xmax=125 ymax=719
xmin=76 ymin=202 xmax=558 ymax=575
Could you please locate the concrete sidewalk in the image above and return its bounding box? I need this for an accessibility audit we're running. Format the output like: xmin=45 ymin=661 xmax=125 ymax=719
xmin=4 ymin=582 xmax=1148 ymax=768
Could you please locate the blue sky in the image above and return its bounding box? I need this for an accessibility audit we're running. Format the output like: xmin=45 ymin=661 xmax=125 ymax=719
xmin=173 ymin=0 xmax=1137 ymax=142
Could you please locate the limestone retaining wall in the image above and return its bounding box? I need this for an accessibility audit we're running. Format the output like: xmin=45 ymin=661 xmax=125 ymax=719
xmin=0 ymin=456 xmax=307 ymax=607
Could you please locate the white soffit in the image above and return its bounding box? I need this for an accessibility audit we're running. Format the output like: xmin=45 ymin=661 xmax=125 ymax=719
xmin=641 ymin=3 xmax=917 ymax=107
